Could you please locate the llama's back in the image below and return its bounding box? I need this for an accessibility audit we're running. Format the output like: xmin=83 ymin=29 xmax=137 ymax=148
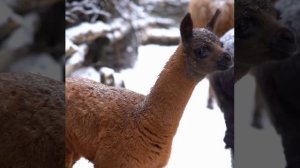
xmin=188 ymin=0 xmax=233 ymax=36
xmin=66 ymin=77 xmax=145 ymax=161
xmin=0 ymin=73 xmax=64 ymax=168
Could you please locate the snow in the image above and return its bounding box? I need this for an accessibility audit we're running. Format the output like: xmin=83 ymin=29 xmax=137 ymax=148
xmin=146 ymin=27 xmax=180 ymax=39
xmin=70 ymin=67 xmax=100 ymax=83
xmin=0 ymin=1 xmax=15 ymax=25
xmin=66 ymin=37 xmax=78 ymax=53
xmin=66 ymin=18 xmax=133 ymax=43
xmin=235 ymin=75 xmax=285 ymax=168
xmin=66 ymin=44 xmax=87 ymax=66
xmin=73 ymin=44 xmax=231 ymax=168
xmin=0 ymin=1 xmax=38 ymax=50
xmin=140 ymin=0 xmax=190 ymax=4
xmin=66 ymin=21 xmax=110 ymax=39
xmin=66 ymin=18 xmax=130 ymax=41
xmin=9 ymin=53 xmax=62 ymax=80
xmin=220 ymin=28 xmax=234 ymax=57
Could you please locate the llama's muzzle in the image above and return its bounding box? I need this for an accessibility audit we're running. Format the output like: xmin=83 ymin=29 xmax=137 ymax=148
xmin=217 ymin=52 xmax=233 ymax=70
xmin=268 ymin=28 xmax=297 ymax=59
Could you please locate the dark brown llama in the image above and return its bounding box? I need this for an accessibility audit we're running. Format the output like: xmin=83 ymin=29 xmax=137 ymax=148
xmin=250 ymin=0 xmax=300 ymax=167
xmin=235 ymin=0 xmax=296 ymax=81
xmin=207 ymin=0 xmax=296 ymax=165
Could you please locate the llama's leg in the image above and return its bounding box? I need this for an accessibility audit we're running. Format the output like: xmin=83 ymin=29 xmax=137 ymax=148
xmin=230 ymin=148 xmax=234 ymax=167
xmin=65 ymin=147 xmax=80 ymax=168
xmin=280 ymin=121 xmax=300 ymax=168
xmin=94 ymin=148 xmax=144 ymax=168
xmin=207 ymin=84 xmax=214 ymax=109
xmin=251 ymin=85 xmax=264 ymax=129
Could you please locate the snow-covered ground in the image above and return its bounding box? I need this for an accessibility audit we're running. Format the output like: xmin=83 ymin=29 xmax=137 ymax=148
xmin=73 ymin=44 xmax=231 ymax=168
xmin=235 ymin=75 xmax=285 ymax=168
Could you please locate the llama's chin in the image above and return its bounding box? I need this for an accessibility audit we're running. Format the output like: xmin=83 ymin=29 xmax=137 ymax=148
xmin=216 ymin=62 xmax=232 ymax=71
xmin=271 ymin=50 xmax=294 ymax=60
xmin=216 ymin=64 xmax=230 ymax=71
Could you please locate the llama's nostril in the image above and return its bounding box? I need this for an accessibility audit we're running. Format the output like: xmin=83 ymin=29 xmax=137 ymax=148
xmin=223 ymin=53 xmax=231 ymax=61
xmin=269 ymin=28 xmax=296 ymax=54
xmin=217 ymin=53 xmax=232 ymax=70
xmin=279 ymin=29 xmax=295 ymax=44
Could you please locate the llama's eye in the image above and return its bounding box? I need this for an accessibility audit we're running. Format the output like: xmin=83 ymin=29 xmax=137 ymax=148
xmin=220 ymin=42 xmax=224 ymax=48
xmin=236 ymin=17 xmax=257 ymax=38
xmin=194 ymin=46 xmax=210 ymax=59
xmin=275 ymin=9 xmax=282 ymax=20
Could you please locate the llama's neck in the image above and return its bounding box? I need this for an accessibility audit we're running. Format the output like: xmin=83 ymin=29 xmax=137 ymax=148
xmin=137 ymin=45 xmax=204 ymax=139
xmin=235 ymin=65 xmax=249 ymax=82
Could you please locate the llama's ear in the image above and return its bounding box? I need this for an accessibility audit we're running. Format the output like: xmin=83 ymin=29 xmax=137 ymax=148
xmin=205 ymin=9 xmax=221 ymax=31
xmin=180 ymin=13 xmax=193 ymax=45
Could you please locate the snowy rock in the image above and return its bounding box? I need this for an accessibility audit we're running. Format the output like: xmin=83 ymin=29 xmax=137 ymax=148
xmin=66 ymin=37 xmax=78 ymax=57
xmin=0 ymin=1 xmax=38 ymax=50
xmin=65 ymin=44 xmax=87 ymax=76
xmin=142 ymin=27 xmax=180 ymax=45
xmin=220 ymin=28 xmax=234 ymax=57
xmin=9 ymin=53 xmax=62 ymax=80
xmin=4 ymin=0 xmax=62 ymax=13
xmin=65 ymin=0 xmax=111 ymax=28
xmin=70 ymin=66 xmax=100 ymax=82
xmin=1 ymin=12 xmax=39 ymax=50
xmin=139 ymin=0 xmax=189 ymax=22
xmin=0 ymin=1 xmax=22 ymax=26
xmin=100 ymin=67 xmax=125 ymax=87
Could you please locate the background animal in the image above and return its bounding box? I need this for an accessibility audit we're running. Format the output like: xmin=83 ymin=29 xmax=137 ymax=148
xmin=249 ymin=0 xmax=300 ymax=167
xmin=208 ymin=0 xmax=297 ymax=165
xmin=235 ymin=0 xmax=296 ymax=81
xmin=188 ymin=0 xmax=234 ymax=37
xmin=207 ymin=29 xmax=234 ymax=163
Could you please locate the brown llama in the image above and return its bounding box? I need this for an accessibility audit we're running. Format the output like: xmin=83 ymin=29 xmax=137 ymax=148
xmin=65 ymin=11 xmax=233 ymax=168
xmin=0 ymin=73 xmax=64 ymax=168
xmin=188 ymin=0 xmax=234 ymax=37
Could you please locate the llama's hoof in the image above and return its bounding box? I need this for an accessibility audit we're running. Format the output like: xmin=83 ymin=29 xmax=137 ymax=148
xmin=251 ymin=120 xmax=263 ymax=129
xmin=207 ymin=103 xmax=214 ymax=110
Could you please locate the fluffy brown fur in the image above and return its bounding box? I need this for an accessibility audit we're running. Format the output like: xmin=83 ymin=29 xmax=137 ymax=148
xmin=188 ymin=0 xmax=234 ymax=37
xmin=66 ymin=12 xmax=232 ymax=168
xmin=0 ymin=73 xmax=64 ymax=168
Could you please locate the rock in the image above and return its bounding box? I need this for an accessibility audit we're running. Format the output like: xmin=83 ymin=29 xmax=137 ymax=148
xmin=9 ymin=53 xmax=62 ymax=81
xmin=100 ymin=67 xmax=125 ymax=88
xmin=220 ymin=28 xmax=234 ymax=57
xmin=66 ymin=37 xmax=78 ymax=57
xmin=1 ymin=13 xmax=38 ymax=50
xmin=139 ymin=0 xmax=189 ymax=22
xmin=4 ymin=0 xmax=63 ymax=14
xmin=65 ymin=44 xmax=87 ymax=76
xmin=69 ymin=66 xmax=100 ymax=82
xmin=0 ymin=18 xmax=19 ymax=41
xmin=142 ymin=27 xmax=180 ymax=45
